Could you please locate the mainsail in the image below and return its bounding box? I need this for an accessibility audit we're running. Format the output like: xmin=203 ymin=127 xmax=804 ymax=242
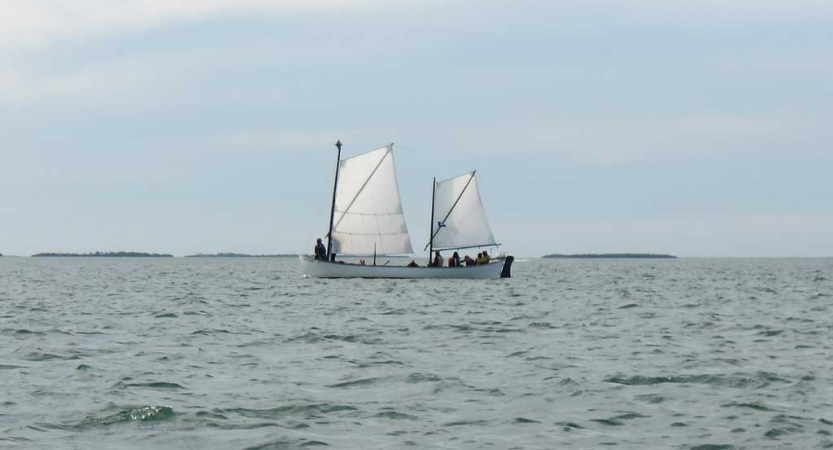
xmin=430 ymin=171 xmax=497 ymax=250
xmin=331 ymin=145 xmax=414 ymax=255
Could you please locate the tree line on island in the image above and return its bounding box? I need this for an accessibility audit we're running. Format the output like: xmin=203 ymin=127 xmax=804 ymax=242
xmin=31 ymin=251 xmax=174 ymax=257
xmin=183 ymin=253 xmax=298 ymax=257
xmin=27 ymin=251 xmax=299 ymax=257
xmin=543 ymin=253 xmax=676 ymax=259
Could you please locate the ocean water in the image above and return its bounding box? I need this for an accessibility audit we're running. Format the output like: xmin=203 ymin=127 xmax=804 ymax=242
xmin=1 ymin=257 xmax=832 ymax=449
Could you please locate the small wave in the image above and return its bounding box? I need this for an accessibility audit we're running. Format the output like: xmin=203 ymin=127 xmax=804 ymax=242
xmin=443 ymin=420 xmax=489 ymax=427
xmin=327 ymin=378 xmax=379 ymax=389
xmin=373 ymin=411 xmax=418 ymax=420
xmin=635 ymin=394 xmax=665 ymax=404
xmin=0 ymin=364 xmax=26 ymax=370
xmin=191 ymin=329 xmax=232 ymax=335
xmin=757 ymin=329 xmax=783 ymax=337
xmin=23 ymin=352 xmax=79 ymax=362
xmin=2 ymin=328 xmax=46 ymax=336
xmin=591 ymin=412 xmax=649 ymax=427
xmin=513 ymin=417 xmax=540 ymax=424
xmin=605 ymin=372 xmax=789 ymax=389
xmin=406 ymin=373 xmax=441 ymax=383
xmin=721 ymin=401 xmax=773 ymax=411
xmin=74 ymin=406 xmax=175 ymax=429
xmin=591 ymin=418 xmax=623 ymax=426
xmin=206 ymin=422 xmax=280 ymax=430
xmin=556 ymin=421 xmax=583 ymax=430
xmin=690 ymin=445 xmax=736 ymax=450
xmin=196 ymin=411 xmax=229 ymax=420
xmin=765 ymin=427 xmax=800 ymax=439
xmin=244 ymin=439 xmax=329 ymax=450
xmin=154 ymin=313 xmax=178 ymax=319
xmin=286 ymin=332 xmax=382 ymax=345
xmin=114 ymin=381 xmax=185 ymax=390
xmin=220 ymin=404 xmax=358 ymax=420
xmin=0 ymin=436 xmax=33 ymax=444
xmin=618 ymin=303 xmax=639 ymax=309
xmin=349 ymin=358 xmax=404 ymax=368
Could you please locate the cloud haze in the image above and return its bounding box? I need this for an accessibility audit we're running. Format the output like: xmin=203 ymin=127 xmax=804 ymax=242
xmin=1 ymin=0 xmax=831 ymax=257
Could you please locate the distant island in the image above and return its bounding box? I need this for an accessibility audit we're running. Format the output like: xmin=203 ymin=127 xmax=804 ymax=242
xmin=184 ymin=253 xmax=299 ymax=257
xmin=32 ymin=251 xmax=173 ymax=257
xmin=543 ymin=253 xmax=676 ymax=259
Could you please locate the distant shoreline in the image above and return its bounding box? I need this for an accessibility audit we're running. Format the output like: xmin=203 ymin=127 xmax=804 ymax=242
xmin=542 ymin=253 xmax=677 ymax=259
xmin=27 ymin=252 xmax=300 ymax=258
xmin=31 ymin=252 xmax=173 ymax=257
xmin=184 ymin=253 xmax=299 ymax=258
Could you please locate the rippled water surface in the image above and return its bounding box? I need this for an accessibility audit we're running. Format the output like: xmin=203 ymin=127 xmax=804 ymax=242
xmin=2 ymin=257 xmax=832 ymax=449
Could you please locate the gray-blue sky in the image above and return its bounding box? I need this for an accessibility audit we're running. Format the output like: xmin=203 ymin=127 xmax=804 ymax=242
xmin=2 ymin=0 xmax=831 ymax=257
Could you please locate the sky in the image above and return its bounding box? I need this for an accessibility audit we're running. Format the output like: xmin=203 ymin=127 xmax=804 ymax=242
xmin=1 ymin=0 xmax=832 ymax=257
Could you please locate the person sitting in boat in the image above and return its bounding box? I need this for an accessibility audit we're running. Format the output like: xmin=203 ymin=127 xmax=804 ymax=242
xmin=314 ymin=238 xmax=327 ymax=260
xmin=449 ymin=251 xmax=461 ymax=267
xmin=432 ymin=250 xmax=443 ymax=267
xmin=464 ymin=255 xmax=475 ymax=266
xmin=476 ymin=251 xmax=489 ymax=265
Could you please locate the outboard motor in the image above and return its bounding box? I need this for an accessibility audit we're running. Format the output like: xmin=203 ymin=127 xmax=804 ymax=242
xmin=500 ymin=255 xmax=514 ymax=278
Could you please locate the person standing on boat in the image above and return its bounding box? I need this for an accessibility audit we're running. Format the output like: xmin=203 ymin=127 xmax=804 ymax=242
xmin=314 ymin=238 xmax=327 ymax=261
xmin=432 ymin=250 xmax=443 ymax=267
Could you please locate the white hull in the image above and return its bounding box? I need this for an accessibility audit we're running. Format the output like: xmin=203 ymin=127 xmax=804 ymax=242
xmin=298 ymin=255 xmax=506 ymax=279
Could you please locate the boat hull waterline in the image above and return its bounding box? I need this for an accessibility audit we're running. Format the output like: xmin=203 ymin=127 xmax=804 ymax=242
xmin=299 ymin=255 xmax=505 ymax=279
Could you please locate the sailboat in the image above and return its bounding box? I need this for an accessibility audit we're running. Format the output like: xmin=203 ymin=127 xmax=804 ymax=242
xmin=298 ymin=141 xmax=513 ymax=279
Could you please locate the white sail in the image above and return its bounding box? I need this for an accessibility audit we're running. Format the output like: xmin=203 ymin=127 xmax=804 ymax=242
xmin=331 ymin=145 xmax=414 ymax=255
xmin=430 ymin=171 xmax=497 ymax=250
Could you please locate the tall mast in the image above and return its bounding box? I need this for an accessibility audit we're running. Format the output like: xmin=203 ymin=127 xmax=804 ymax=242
xmin=428 ymin=176 xmax=436 ymax=263
xmin=326 ymin=140 xmax=342 ymax=259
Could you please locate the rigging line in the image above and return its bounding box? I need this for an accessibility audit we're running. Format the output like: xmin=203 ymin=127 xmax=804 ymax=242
xmin=331 ymin=146 xmax=392 ymax=232
xmin=424 ymin=171 xmax=476 ymax=250
xmin=432 ymin=243 xmax=502 ymax=251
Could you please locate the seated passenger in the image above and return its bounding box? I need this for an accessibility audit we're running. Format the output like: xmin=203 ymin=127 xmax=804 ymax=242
xmin=451 ymin=251 xmax=461 ymax=267
xmin=464 ymin=255 xmax=475 ymax=266
xmin=481 ymin=250 xmax=490 ymax=263
xmin=476 ymin=251 xmax=491 ymax=265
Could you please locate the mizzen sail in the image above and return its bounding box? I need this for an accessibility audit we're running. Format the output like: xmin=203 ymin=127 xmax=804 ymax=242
xmin=430 ymin=171 xmax=497 ymax=250
xmin=331 ymin=145 xmax=413 ymax=255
